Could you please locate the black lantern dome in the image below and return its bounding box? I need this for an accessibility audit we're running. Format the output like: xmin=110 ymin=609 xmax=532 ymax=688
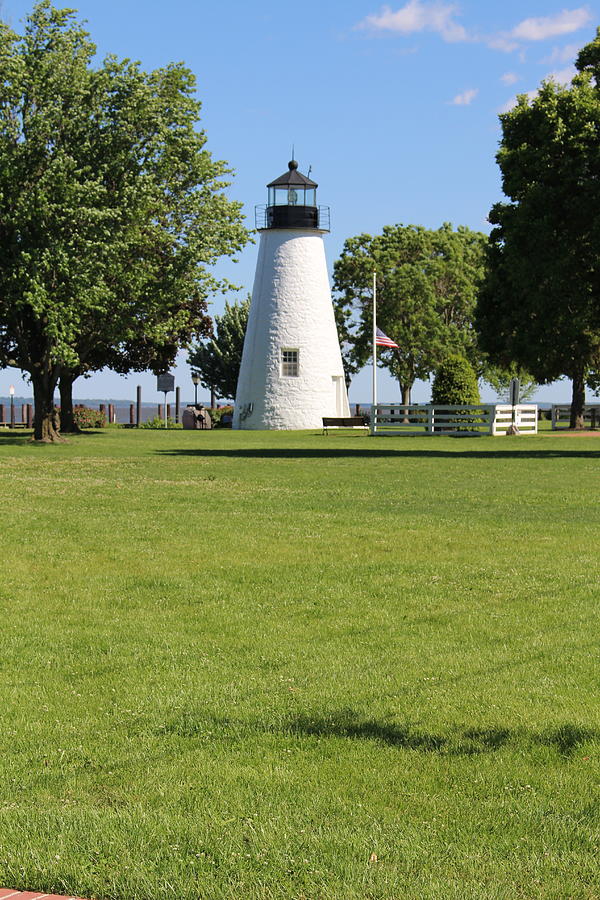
xmin=255 ymin=160 xmax=329 ymax=230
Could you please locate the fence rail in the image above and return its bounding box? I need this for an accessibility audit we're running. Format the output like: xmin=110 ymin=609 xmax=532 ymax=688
xmin=551 ymin=404 xmax=600 ymax=430
xmin=371 ymin=404 xmax=538 ymax=436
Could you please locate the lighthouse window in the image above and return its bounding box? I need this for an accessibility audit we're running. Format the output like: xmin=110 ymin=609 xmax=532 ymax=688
xmin=281 ymin=348 xmax=299 ymax=377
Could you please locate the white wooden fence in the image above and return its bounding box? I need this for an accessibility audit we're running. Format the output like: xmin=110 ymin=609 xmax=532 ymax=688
xmin=551 ymin=404 xmax=600 ymax=429
xmin=371 ymin=404 xmax=538 ymax=436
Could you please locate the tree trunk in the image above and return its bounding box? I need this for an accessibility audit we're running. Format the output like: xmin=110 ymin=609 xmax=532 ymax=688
xmin=399 ymin=381 xmax=412 ymax=423
xmin=569 ymin=367 xmax=586 ymax=429
xmin=31 ymin=371 xmax=65 ymax=443
xmin=59 ymin=372 xmax=82 ymax=433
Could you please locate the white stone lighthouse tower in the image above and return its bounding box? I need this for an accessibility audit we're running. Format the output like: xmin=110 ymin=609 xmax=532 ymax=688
xmin=233 ymin=160 xmax=350 ymax=430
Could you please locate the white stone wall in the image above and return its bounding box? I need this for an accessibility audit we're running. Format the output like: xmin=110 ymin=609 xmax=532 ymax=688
xmin=233 ymin=227 xmax=350 ymax=430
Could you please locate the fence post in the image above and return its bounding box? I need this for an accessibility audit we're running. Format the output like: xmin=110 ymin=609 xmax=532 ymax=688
xmin=427 ymin=406 xmax=433 ymax=434
xmin=136 ymin=385 xmax=142 ymax=427
xmin=175 ymin=387 xmax=180 ymax=424
xmin=551 ymin=405 xmax=557 ymax=430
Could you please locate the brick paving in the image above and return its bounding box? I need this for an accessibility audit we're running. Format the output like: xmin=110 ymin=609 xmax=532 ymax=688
xmin=0 ymin=890 xmax=87 ymax=899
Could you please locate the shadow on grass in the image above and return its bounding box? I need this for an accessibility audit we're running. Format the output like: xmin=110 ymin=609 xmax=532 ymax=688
xmin=159 ymin=710 xmax=597 ymax=757
xmin=0 ymin=429 xmax=106 ymax=445
xmin=0 ymin=430 xmax=33 ymax=445
xmin=283 ymin=713 xmax=509 ymax=755
xmin=157 ymin=446 xmax=600 ymax=461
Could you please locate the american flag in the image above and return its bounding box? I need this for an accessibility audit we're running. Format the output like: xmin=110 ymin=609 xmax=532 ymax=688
xmin=375 ymin=327 xmax=399 ymax=349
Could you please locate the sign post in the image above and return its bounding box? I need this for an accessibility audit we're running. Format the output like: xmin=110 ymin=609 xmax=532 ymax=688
xmin=157 ymin=373 xmax=175 ymax=429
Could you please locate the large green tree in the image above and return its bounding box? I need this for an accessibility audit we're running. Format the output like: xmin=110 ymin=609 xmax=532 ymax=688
xmin=332 ymin=223 xmax=487 ymax=404
xmin=476 ymin=30 xmax=600 ymax=428
xmin=0 ymin=2 xmax=248 ymax=441
xmin=187 ymin=295 xmax=250 ymax=402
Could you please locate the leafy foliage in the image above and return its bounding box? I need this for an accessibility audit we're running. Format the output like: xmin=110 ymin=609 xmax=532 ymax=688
xmin=188 ymin=296 xmax=250 ymax=401
xmin=0 ymin=2 xmax=248 ymax=441
xmin=333 ymin=224 xmax=487 ymax=403
xmin=140 ymin=416 xmax=182 ymax=430
xmin=208 ymin=405 xmax=234 ymax=427
xmin=476 ymin=28 xmax=600 ymax=427
xmin=431 ymin=355 xmax=480 ymax=405
xmin=72 ymin=406 xmax=107 ymax=429
xmin=482 ymin=365 xmax=537 ymax=403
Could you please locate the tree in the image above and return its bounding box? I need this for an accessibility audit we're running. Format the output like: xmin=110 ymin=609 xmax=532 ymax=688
xmin=476 ymin=29 xmax=600 ymax=428
xmin=482 ymin=364 xmax=537 ymax=404
xmin=431 ymin=354 xmax=480 ymax=405
xmin=187 ymin=295 xmax=250 ymax=402
xmin=332 ymin=224 xmax=487 ymax=404
xmin=0 ymin=2 xmax=248 ymax=441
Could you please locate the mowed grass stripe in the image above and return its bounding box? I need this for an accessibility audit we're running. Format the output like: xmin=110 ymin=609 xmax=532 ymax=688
xmin=0 ymin=429 xmax=598 ymax=899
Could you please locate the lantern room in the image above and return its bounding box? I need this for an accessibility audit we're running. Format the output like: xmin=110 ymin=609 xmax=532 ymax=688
xmin=256 ymin=160 xmax=329 ymax=230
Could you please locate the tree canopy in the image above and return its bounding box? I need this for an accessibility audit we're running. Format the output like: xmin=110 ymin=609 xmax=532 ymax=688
xmin=187 ymin=295 xmax=250 ymax=402
xmin=0 ymin=1 xmax=248 ymax=440
xmin=476 ymin=29 xmax=600 ymax=427
xmin=332 ymin=223 xmax=487 ymax=404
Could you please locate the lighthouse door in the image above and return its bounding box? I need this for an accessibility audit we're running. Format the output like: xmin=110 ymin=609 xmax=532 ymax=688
xmin=332 ymin=375 xmax=345 ymax=416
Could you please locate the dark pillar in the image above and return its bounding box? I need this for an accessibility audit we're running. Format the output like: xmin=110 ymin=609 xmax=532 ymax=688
xmin=129 ymin=404 xmax=135 ymax=426
xmin=0 ymin=404 xmax=4 ymax=424
xmin=175 ymin=387 xmax=181 ymax=423
xmin=26 ymin=404 xmax=33 ymax=428
xmin=136 ymin=385 xmax=142 ymax=428
xmin=166 ymin=403 xmax=171 ymax=421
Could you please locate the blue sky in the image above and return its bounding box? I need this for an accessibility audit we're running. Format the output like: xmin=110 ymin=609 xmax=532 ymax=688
xmin=1 ymin=0 xmax=598 ymax=404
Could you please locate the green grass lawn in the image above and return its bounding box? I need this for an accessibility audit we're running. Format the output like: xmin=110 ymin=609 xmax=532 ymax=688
xmin=0 ymin=427 xmax=598 ymax=899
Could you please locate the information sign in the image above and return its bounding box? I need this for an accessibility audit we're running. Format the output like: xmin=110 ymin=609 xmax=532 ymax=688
xmin=157 ymin=373 xmax=175 ymax=393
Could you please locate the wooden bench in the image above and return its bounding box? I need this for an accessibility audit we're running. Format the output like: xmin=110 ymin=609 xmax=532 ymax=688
xmin=322 ymin=416 xmax=368 ymax=435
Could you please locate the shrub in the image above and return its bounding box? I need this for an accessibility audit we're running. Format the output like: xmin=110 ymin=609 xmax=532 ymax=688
xmin=141 ymin=416 xmax=182 ymax=429
xmin=209 ymin=405 xmax=234 ymax=427
xmin=431 ymin=355 xmax=480 ymax=406
xmin=73 ymin=405 xmax=106 ymax=429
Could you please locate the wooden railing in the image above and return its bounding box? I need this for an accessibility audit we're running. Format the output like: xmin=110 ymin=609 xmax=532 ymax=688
xmin=371 ymin=404 xmax=538 ymax=436
xmin=551 ymin=404 xmax=600 ymax=430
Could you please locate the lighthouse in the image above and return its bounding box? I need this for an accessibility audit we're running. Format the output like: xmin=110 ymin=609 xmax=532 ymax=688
xmin=233 ymin=159 xmax=350 ymax=430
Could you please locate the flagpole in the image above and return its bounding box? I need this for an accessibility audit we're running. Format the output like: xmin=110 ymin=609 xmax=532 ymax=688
xmin=372 ymin=270 xmax=377 ymax=434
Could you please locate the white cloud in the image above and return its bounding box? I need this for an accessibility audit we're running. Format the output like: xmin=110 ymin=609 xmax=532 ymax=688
xmin=545 ymin=64 xmax=576 ymax=84
xmin=358 ymin=1 xmax=469 ymax=42
xmin=511 ymin=8 xmax=591 ymax=42
xmin=487 ymin=34 xmax=520 ymax=53
xmin=501 ymin=72 xmax=519 ymax=85
xmin=499 ymin=65 xmax=575 ymax=114
xmin=499 ymin=90 xmax=537 ymax=114
xmin=450 ymin=88 xmax=478 ymax=105
xmin=541 ymin=43 xmax=579 ymax=64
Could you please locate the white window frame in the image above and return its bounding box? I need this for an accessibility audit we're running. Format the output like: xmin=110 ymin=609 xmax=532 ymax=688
xmin=281 ymin=348 xmax=300 ymax=377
